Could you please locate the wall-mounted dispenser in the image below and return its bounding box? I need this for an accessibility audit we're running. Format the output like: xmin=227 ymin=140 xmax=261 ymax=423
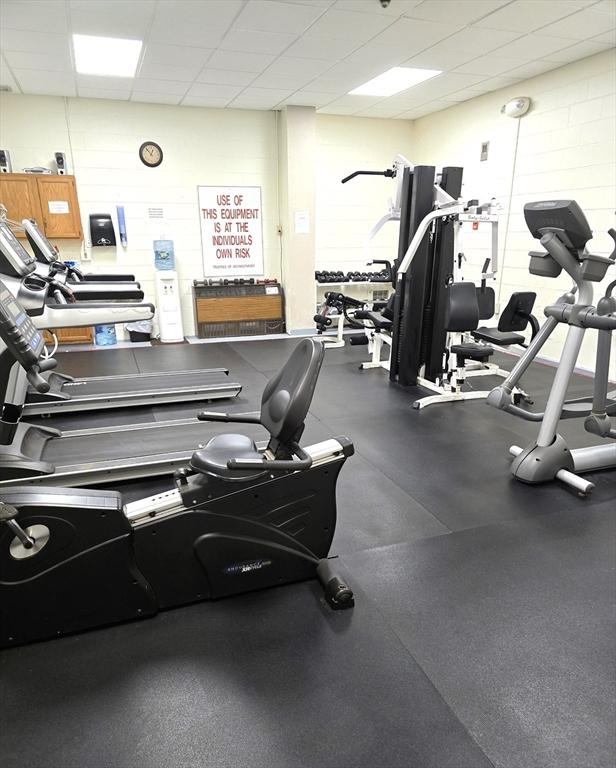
xmin=116 ymin=205 xmax=127 ymax=246
xmin=89 ymin=213 xmax=117 ymax=246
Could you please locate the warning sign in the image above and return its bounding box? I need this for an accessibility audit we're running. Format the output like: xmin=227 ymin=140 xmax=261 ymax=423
xmin=198 ymin=186 xmax=264 ymax=276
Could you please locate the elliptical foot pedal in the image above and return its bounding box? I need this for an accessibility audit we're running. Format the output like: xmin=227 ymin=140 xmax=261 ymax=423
xmin=317 ymin=558 xmax=354 ymax=610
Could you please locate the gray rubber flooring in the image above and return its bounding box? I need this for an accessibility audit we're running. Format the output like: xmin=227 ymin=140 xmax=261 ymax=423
xmin=3 ymin=338 xmax=614 ymax=768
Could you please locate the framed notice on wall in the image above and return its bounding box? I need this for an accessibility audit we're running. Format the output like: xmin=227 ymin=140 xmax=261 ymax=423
xmin=198 ymin=186 xmax=264 ymax=276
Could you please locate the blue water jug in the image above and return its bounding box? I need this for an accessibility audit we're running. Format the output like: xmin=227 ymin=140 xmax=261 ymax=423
xmin=154 ymin=240 xmax=175 ymax=270
xmin=94 ymin=324 xmax=117 ymax=346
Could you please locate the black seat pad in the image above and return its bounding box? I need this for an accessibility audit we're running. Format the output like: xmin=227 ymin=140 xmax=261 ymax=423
xmin=472 ymin=327 xmax=525 ymax=346
xmin=450 ymin=342 xmax=494 ymax=359
xmin=190 ymin=434 xmax=265 ymax=481
xmin=355 ymin=309 xmax=392 ymax=330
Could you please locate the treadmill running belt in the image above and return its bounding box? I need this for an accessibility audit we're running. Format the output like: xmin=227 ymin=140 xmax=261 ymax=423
xmin=58 ymin=370 xmax=228 ymax=398
xmin=43 ymin=421 xmax=213 ymax=466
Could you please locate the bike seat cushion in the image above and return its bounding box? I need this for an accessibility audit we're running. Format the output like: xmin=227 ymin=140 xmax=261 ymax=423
xmin=190 ymin=434 xmax=266 ymax=481
xmin=472 ymin=327 xmax=525 ymax=346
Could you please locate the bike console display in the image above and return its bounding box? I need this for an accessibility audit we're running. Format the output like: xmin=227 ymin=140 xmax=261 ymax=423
xmin=0 ymin=282 xmax=44 ymax=369
xmin=0 ymin=220 xmax=36 ymax=277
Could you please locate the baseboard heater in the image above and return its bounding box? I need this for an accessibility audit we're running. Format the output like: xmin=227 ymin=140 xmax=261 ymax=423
xmin=193 ymin=281 xmax=285 ymax=338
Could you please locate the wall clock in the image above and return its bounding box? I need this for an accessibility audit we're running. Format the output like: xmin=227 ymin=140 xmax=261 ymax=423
xmin=139 ymin=141 xmax=163 ymax=168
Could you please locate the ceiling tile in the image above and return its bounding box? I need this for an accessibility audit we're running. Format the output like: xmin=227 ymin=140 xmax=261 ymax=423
xmin=0 ymin=29 xmax=70 ymax=56
xmin=283 ymin=34 xmax=361 ymax=60
xmin=542 ymin=38 xmax=616 ymax=63
xmin=234 ymin=1 xmax=324 ymax=33
xmin=278 ymin=0 xmax=333 ymax=5
xmin=181 ymin=96 xmax=230 ymax=108
xmin=78 ymin=87 xmax=131 ymax=100
xmin=137 ymin=61 xmax=203 ymax=82
xmin=2 ymin=1 xmax=68 ymax=34
xmin=229 ymin=88 xmax=295 ymax=109
xmin=454 ymin=55 xmax=532 ymax=77
xmin=185 ymin=83 xmax=245 ymax=100
xmin=219 ymin=29 xmax=298 ymax=55
xmin=334 ymin=0 xmax=423 ymax=15
xmin=139 ymin=45 xmax=212 ymax=70
xmin=281 ymin=90 xmax=337 ymax=107
xmin=505 ymin=60 xmax=560 ymax=79
xmin=12 ymin=69 xmax=76 ymax=96
xmin=250 ymin=72 xmax=311 ymax=89
xmin=306 ymin=8 xmax=394 ymax=43
xmin=132 ymin=78 xmax=191 ymax=96
xmin=474 ymin=0 xmax=595 ymax=33
xmin=353 ymin=102 xmax=415 ymax=118
xmin=206 ymin=50 xmax=276 ymax=73
xmin=403 ymin=49 xmax=478 ymax=71
xmin=317 ymin=103 xmax=363 ymax=115
xmin=476 ymin=75 xmax=521 ymax=92
xmin=396 ymin=99 xmax=459 ymax=119
xmin=77 ymin=74 xmax=134 ymax=90
xmin=431 ymin=26 xmax=522 ymax=56
xmin=405 ymin=0 xmax=509 ymax=26
xmin=197 ymin=69 xmax=256 ymax=86
xmin=3 ymin=50 xmax=72 ymax=73
xmin=351 ymin=17 xmax=462 ymax=63
xmin=495 ymin=33 xmax=577 ymax=59
xmin=591 ymin=29 xmax=616 ymax=45
xmin=444 ymin=86 xmax=489 ymax=102
xmin=150 ymin=1 xmax=242 ymax=47
xmin=132 ymin=92 xmax=183 ymax=105
xmin=265 ymin=56 xmax=332 ymax=78
xmin=69 ymin=0 xmax=155 ymax=38
xmin=321 ymin=94 xmax=382 ymax=110
xmin=537 ymin=7 xmax=616 ymax=40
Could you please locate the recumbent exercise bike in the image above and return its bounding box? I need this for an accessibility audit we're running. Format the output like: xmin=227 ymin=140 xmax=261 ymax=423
xmin=0 ymin=284 xmax=354 ymax=647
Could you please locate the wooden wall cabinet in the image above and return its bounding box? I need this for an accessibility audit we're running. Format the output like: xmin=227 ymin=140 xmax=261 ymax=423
xmin=0 ymin=173 xmax=83 ymax=239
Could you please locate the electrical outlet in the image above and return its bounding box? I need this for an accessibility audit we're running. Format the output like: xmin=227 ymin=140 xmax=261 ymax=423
xmin=480 ymin=141 xmax=489 ymax=161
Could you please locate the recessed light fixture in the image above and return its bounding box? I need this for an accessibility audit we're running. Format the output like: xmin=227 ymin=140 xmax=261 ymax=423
xmin=73 ymin=34 xmax=143 ymax=77
xmin=349 ymin=67 xmax=441 ymax=97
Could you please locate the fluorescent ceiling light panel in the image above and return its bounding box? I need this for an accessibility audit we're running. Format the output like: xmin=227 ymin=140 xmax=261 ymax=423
xmin=73 ymin=34 xmax=142 ymax=77
xmin=349 ymin=67 xmax=441 ymax=97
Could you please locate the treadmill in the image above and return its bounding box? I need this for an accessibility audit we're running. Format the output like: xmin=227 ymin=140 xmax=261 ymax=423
xmin=0 ymin=221 xmax=242 ymax=414
xmin=0 ymin=277 xmax=227 ymax=488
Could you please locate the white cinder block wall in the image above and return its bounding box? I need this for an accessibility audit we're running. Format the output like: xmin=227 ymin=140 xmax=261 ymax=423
xmin=412 ymin=50 xmax=616 ymax=371
xmin=315 ymin=115 xmax=413 ymax=271
xmin=0 ymin=94 xmax=280 ymax=338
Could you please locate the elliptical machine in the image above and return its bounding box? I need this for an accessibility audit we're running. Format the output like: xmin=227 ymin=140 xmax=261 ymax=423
xmin=487 ymin=200 xmax=616 ymax=494
xmin=0 ymin=281 xmax=354 ymax=647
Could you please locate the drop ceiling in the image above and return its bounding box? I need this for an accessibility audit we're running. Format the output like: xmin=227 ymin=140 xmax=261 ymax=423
xmin=0 ymin=0 xmax=614 ymax=119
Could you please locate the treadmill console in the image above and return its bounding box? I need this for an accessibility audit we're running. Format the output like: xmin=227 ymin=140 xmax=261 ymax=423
xmin=0 ymin=281 xmax=44 ymax=368
xmin=0 ymin=220 xmax=37 ymax=277
xmin=23 ymin=218 xmax=58 ymax=265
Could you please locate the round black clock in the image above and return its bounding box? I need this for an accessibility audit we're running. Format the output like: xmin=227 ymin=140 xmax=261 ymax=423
xmin=139 ymin=141 xmax=163 ymax=167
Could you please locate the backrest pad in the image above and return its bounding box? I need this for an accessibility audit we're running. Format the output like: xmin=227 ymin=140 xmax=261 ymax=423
xmin=260 ymin=338 xmax=325 ymax=447
xmin=498 ymin=292 xmax=537 ymax=332
xmin=445 ymin=282 xmax=479 ymax=332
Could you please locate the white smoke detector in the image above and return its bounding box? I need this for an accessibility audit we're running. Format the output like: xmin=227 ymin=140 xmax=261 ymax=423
xmin=501 ymin=97 xmax=531 ymax=118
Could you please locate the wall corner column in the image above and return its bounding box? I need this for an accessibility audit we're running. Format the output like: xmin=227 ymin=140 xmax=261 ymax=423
xmin=277 ymin=105 xmax=316 ymax=332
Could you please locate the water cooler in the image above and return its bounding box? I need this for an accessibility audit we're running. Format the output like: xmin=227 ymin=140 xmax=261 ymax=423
xmin=155 ymin=271 xmax=184 ymax=343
